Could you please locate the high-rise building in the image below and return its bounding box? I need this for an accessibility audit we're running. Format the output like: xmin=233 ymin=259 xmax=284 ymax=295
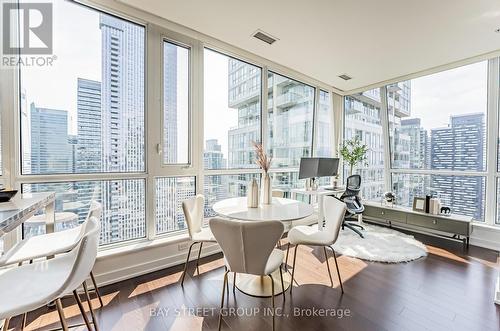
xmin=400 ymin=118 xmax=429 ymax=169
xmin=77 ymin=78 xmax=102 ymax=173
xmin=163 ymin=45 xmax=178 ymax=163
xmin=344 ymin=90 xmax=386 ymax=199
xmin=203 ymin=139 xmax=228 ymax=216
xmin=98 ymin=14 xmax=145 ymax=244
xmin=20 ymin=88 xmax=30 ymax=174
xmin=345 ymin=82 xmax=411 ymax=200
xmin=430 ymin=113 xmax=485 ymax=220
xmin=30 ymin=104 xmax=72 ymax=174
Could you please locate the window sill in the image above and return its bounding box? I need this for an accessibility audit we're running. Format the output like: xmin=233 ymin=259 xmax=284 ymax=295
xmin=97 ymin=232 xmax=191 ymax=260
xmin=472 ymin=222 xmax=500 ymax=232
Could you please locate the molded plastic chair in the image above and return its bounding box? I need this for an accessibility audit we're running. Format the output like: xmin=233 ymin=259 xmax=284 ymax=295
xmin=180 ymin=195 xmax=216 ymax=285
xmin=0 ymin=217 xmax=101 ymax=331
xmin=0 ymin=201 xmax=104 ymax=307
xmin=287 ymin=195 xmax=346 ymax=294
xmin=209 ymin=218 xmax=284 ymax=331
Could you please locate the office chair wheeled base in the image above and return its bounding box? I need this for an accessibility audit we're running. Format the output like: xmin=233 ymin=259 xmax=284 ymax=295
xmin=342 ymin=222 xmax=364 ymax=238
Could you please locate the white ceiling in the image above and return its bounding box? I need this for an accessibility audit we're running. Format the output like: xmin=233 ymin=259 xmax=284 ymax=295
xmin=120 ymin=0 xmax=500 ymax=92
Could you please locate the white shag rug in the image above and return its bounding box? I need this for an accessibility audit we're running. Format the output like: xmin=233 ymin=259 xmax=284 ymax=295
xmin=332 ymin=223 xmax=427 ymax=263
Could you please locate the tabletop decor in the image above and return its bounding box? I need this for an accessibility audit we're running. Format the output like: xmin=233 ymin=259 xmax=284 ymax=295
xmin=247 ymin=178 xmax=259 ymax=208
xmin=252 ymin=141 xmax=272 ymax=204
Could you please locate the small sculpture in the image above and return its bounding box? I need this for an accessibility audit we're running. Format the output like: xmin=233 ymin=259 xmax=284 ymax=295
xmin=440 ymin=206 xmax=451 ymax=215
xmin=383 ymin=191 xmax=396 ymax=207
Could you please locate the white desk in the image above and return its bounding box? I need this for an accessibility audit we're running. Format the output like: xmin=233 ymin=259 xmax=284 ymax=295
xmin=291 ymin=187 xmax=345 ymax=230
xmin=212 ymin=197 xmax=313 ymax=297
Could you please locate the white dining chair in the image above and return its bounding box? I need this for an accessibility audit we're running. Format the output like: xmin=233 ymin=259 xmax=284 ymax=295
xmin=287 ymin=195 xmax=346 ymax=294
xmin=180 ymin=195 xmax=216 ymax=285
xmin=209 ymin=218 xmax=285 ymax=331
xmin=0 ymin=216 xmax=101 ymax=331
xmin=0 ymin=201 xmax=104 ymax=308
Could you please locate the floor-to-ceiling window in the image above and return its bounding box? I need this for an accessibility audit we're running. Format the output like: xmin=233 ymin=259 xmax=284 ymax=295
xmin=389 ymin=62 xmax=488 ymax=221
xmin=19 ymin=1 xmax=146 ymax=245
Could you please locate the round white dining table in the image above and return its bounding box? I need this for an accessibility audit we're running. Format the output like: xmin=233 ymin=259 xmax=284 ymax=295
xmin=212 ymin=197 xmax=314 ymax=297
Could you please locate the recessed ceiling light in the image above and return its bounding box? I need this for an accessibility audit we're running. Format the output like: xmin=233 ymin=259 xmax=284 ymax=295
xmin=495 ymin=28 xmax=500 ymax=33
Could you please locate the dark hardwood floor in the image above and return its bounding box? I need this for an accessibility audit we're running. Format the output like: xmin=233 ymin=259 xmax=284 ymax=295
xmin=6 ymin=231 xmax=500 ymax=331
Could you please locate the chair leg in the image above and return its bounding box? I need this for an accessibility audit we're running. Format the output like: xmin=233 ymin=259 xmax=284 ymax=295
xmin=73 ymin=290 xmax=93 ymax=331
xmin=323 ymin=246 xmax=334 ymax=287
xmin=329 ymin=247 xmax=344 ymax=293
xmin=2 ymin=318 xmax=10 ymax=331
xmin=279 ymin=266 xmax=285 ymax=301
xmin=21 ymin=311 xmax=27 ymax=330
xmin=83 ymin=280 xmax=100 ymax=331
xmin=180 ymin=242 xmax=198 ymax=286
xmin=290 ymin=244 xmax=299 ymax=294
xmin=218 ymin=271 xmax=229 ymax=331
xmin=195 ymin=242 xmax=204 ymax=276
xmin=285 ymin=243 xmax=291 ymax=272
xmin=268 ymin=274 xmax=275 ymax=331
xmin=90 ymin=271 xmax=104 ymax=308
xmin=232 ymin=272 xmax=236 ymax=293
xmin=55 ymin=298 xmax=69 ymax=331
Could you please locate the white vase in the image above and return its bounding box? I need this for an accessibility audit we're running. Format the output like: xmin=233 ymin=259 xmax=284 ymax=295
xmin=247 ymin=178 xmax=259 ymax=208
xmin=262 ymin=173 xmax=272 ymax=204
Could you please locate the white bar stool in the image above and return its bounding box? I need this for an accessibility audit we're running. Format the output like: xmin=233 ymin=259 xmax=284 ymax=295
xmin=0 ymin=217 xmax=101 ymax=331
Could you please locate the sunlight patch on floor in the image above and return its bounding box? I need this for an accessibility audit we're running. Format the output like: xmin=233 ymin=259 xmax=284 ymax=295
xmin=24 ymin=291 xmax=118 ymax=331
xmin=426 ymin=245 xmax=470 ymax=264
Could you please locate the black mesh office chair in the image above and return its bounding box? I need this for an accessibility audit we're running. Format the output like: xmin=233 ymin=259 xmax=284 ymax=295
xmin=339 ymin=175 xmax=365 ymax=238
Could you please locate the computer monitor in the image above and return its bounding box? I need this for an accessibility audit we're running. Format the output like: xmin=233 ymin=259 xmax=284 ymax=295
xmin=298 ymin=157 xmax=339 ymax=179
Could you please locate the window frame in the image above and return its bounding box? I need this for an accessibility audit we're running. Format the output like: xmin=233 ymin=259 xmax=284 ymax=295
xmin=160 ymin=37 xmax=192 ymax=167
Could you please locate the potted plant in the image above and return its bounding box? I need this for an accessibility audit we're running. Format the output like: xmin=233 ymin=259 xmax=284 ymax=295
xmin=252 ymin=141 xmax=272 ymax=204
xmin=339 ymin=136 xmax=369 ymax=176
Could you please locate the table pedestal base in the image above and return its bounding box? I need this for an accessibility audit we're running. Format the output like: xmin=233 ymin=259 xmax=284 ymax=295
xmin=232 ymin=268 xmax=291 ymax=298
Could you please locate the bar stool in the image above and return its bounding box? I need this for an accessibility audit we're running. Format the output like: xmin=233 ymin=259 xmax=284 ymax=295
xmin=0 ymin=201 xmax=104 ymax=307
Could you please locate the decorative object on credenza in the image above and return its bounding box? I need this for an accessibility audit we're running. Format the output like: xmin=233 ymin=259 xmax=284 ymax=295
xmin=382 ymin=191 xmax=396 ymax=207
xmin=440 ymin=206 xmax=451 ymax=215
xmin=339 ymin=136 xmax=369 ymax=176
xmin=0 ymin=188 xmax=18 ymax=202
xmin=252 ymin=141 xmax=272 ymax=204
xmin=425 ymin=195 xmax=431 ymax=213
xmin=412 ymin=197 xmax=426 ymax=212
xmin=429 ymin=197 xmax=441 ymax=215
xmin=247 ymin=178 xmax=259 ymax=208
